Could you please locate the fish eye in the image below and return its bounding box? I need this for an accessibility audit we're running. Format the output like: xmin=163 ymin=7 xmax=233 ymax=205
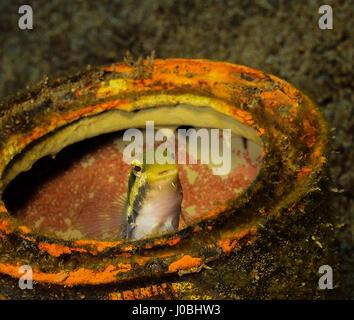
xmin=131 ymin=159 xmax=143 ymax=176
xmin=133 ymin=164 xmax=142 ymax=176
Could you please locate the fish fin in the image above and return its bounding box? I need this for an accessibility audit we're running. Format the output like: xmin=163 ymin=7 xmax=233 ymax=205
xmin=74 ymin=193 xmax=127 ymax=240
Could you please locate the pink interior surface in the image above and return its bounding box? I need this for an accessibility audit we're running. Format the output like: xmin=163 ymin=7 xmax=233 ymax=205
xmin=8 ymin=129 xmax=263 ymax=240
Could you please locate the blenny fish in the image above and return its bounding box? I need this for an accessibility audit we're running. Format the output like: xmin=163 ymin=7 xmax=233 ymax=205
xmin=75 ymin=150 xmax=183 ymax=240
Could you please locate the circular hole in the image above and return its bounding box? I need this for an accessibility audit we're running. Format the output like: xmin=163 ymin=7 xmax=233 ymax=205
xmin=3 ymin=126 xmax=263 ymax=241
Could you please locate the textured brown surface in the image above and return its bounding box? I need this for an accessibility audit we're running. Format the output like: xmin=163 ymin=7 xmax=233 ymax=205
xmin=0 ymin=0 xmax=352 ymax=298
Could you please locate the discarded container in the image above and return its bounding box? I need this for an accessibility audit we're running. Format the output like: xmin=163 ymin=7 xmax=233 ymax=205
xmin=0 ymin=59 xmax=330 ymax=299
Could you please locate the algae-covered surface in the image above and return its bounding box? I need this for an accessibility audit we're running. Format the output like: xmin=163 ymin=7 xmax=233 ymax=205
xmin=0 ymin=0 xmax=352 ymax=299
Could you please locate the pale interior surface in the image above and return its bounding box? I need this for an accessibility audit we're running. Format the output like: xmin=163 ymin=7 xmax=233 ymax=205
xmin=2 ymin=104 xmax=263 ymax=190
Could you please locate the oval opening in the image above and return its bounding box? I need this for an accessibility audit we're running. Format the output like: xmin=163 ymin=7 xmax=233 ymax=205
xmin=2 ymin=105 xmax=263 ymax=241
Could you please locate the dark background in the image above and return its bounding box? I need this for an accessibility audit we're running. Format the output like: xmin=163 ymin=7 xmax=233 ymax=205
xmin=0 ymin=0 xmax=352 ymax=298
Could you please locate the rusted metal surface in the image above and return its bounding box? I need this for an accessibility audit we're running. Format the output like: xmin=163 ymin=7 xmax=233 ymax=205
xmin=0 ymin=59 xmax=330 ymax=299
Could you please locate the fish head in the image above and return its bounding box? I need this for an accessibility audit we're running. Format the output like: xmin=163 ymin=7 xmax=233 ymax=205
xmin=129 ymin=149 xmax=180 ymax=189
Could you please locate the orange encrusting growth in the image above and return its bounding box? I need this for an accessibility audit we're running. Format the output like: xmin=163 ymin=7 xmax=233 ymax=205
xmin=218 ymin=228 xmax=257 ymax=253
xmin=168 ymin=255 xmax=202 ymax=273
xmin=18 ymin=225 xmax=31 ymax=234
xmin=108 ymin=282 xmax=197 ymax=300
xmin=38 ymin=242 xmax=73 ymax=257
xmin=0 ymin=219 xmax=13 ymax=234
xmin=0 ymin=262 xmax=132 ymax=286
xmin=74 ymin=240 xmax=123 ymax=252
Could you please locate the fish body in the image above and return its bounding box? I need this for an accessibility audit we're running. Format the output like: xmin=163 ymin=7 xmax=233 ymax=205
xmin=123 ymin=150 xmax=183 ymax=240
xmin=76 ymin=150 xmax=183 ymax=241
